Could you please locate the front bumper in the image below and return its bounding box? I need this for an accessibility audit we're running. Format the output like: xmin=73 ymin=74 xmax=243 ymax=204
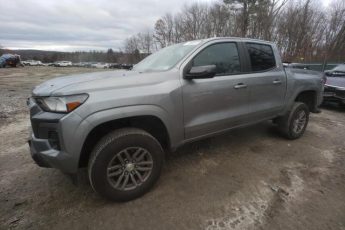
xmin=28 ymin=131 xmax=76 ymax=172
xmin=27 ymin=97 xmax=88 ymax=174
xmin=323 ymin=85 xmax=345 ymax=105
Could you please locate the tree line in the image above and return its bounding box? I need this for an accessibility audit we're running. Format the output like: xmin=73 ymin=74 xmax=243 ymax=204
xmin=125 ymin=0 xmax=345 ymax=63
xmin=0 ymin=48 xmax=131 ymax=64
xmin=2 ymin=0 xmax=343 ymax=64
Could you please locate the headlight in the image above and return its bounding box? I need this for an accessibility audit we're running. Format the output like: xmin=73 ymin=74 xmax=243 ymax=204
xmin=35 ymin=94 xmax=88 ymax=113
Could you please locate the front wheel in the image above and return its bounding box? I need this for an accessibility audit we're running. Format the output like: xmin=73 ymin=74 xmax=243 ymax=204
xmin=88 ymin=128 xmax=164 ymax=201
xmin=276 ymin=102 xmax=310 ymax=139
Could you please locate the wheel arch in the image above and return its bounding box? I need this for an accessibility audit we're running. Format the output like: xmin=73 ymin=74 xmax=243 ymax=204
xmin=77 ymin=106 xmax=172 ymax=168
xmin=294 ymin=90 xmax=318 ymax=112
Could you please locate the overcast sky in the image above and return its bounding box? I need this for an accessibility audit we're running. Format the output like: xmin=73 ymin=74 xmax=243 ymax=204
xmin=0 ymin=0 xmax=332 ymax=52
xmin=0 ymin=0 xmax=215 ymax=51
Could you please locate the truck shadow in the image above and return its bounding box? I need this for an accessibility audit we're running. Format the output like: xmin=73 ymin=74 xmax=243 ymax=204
xmin=64 ymin=121 xmax=282 ymax=195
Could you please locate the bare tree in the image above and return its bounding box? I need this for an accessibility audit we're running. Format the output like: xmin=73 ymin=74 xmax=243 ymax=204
xmin=128 ymin=0 xmax=344 ymax=63
xmin=180 ymin=3 xmax=209 ymax=40
xmin=137 ymin=31 xmax=154 ymax=54
xmin=223 ymin=0 xmax=258 ymax=37
xmin=123 ymin=35 xmax=140 ymax=63
xmin=208 ymin=3 xmax=233 ymax=37
xmin=154 ymin=13 xmax=175 ymax=48
xmin=323 ymin=0 xmax=345 ymax=62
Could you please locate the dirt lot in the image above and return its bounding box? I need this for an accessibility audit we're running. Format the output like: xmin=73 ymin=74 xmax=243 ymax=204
xmin=0 ymin=66 xmax=344 ymax=230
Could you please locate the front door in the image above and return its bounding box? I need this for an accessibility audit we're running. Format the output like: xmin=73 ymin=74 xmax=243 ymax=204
xmin=182 ymin=42 xmax=251 ymax=140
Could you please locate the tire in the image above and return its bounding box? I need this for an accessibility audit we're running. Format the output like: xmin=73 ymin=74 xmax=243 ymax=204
xmin=88 ymin=128 xmax=164 ymax=201
xmin=276 ymin=102 xmax=309 ymax=140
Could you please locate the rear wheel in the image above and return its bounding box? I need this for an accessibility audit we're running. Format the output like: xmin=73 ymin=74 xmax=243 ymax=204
xmin=88 ymin=128 xmax=164 ymax=201
xmin=277 ymin=102 xmax=309 ymax=139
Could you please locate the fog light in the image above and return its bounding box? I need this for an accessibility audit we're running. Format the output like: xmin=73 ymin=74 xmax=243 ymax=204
xmin=48 ymin=130 xmax=60 ymax=150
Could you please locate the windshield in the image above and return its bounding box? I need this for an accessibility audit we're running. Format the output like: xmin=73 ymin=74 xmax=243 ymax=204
xmin=332 ymin=64 xmax=345 ymax=72
xmin=133 ymin=41 xmax=202 ymax=72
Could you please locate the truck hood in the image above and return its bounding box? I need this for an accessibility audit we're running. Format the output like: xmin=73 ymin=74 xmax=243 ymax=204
xmin=32 ymin=70 xmax=164 ymax=96
xmin=326 ymin=77 xmax=345 ymax=88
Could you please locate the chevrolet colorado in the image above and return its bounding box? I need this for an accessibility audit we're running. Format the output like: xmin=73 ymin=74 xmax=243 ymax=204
xmin=28 ymin=37 xmax=324 ymax=201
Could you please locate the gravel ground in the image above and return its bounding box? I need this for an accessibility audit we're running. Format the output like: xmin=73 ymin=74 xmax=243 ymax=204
xmin=0 ymin=66 xmax=344 ymax=230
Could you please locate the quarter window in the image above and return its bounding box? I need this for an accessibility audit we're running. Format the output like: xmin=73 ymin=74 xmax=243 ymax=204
xmin=246 ymin=43 xmax=276 ymax=71
xmin=192 ymin=43 xmax=241 ymax=75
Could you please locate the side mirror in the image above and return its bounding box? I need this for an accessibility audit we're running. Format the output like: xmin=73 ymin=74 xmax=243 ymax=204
xmin=184 ymin=65 xmax=217 ymax=79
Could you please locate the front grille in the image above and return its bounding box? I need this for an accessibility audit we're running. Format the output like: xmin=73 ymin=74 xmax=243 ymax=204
xmin=336 ymin=90 xmax=345 ymax=99
xmin=324 ymin=86 xmax=336 ymax=92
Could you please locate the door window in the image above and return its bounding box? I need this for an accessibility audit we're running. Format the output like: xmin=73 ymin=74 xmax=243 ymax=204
xmin=246 ymin=43 xmax=276 ymax=71
xmin=192 ymin=43 xmax=241 ymax=75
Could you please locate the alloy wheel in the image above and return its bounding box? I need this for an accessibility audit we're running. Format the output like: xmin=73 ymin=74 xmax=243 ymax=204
xmin=106 ymin=147 xmax=153 ymax=191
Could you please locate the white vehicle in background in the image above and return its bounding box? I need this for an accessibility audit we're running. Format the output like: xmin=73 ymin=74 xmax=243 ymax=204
xmin=91 ymin=62 xmax=110 ymax=69
xmin=22 ymin=60 xmax=43 ymax=66
xmin=73 ymin=62 xmax=88 ymax=67
xmin=54 ymin=61 xmax=72 ymax=67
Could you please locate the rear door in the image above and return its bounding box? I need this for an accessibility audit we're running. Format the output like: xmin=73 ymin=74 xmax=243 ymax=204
xmin=243 ymin=42 xmax=287 ymax=120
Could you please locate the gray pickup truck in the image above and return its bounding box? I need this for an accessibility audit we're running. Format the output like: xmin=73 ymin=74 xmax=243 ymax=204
xmin=28 ymin=37 xmax=323 ymax=201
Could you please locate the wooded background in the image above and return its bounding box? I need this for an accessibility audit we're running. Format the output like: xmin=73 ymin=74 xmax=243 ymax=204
xmin=1 ymin=0 xmax=344 ymax=64
xmin=125 ymin=0 xmax=345 ymax=64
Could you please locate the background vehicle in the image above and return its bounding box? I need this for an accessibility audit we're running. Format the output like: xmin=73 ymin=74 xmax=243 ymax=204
xmin=0 ymin=54 xmax=22 ymax=67
xmin=28 ymin=38 xmax=323 ymax=202
xmin=53 ymin=61 xmax=72 ymax=67
xmin=91 ymin=62 xmax=110 ymax=68
xmin=323 ymin=64 xmax=345 ymax=106
xmin=109 ymin=63 xmax=122 ymax=69
xmin=22 ymin=59 xmax=42 ymax=66
xmin=325 ymin=64 xmax=345 ymax=77
xmin=83 ymin=62 xmax=97 ymax=68
xmin=72 ymin=62 xmax=89 ymax=67
xmin=121 ymin=63 xmax=133 ymax=69
xmin=283 ymin=62 xmax=310 ymax=70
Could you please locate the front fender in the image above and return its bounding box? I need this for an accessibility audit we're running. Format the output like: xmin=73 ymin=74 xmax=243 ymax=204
xmin=72 ymin=105 xmax=181 ymax=156
xmin=84 ymin=105 xmax=171 ymax=130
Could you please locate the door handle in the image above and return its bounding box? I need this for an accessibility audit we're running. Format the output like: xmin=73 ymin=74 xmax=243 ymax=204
xmin=273 ymin=80 xmax=282 ymax=85
xmin=234 ymin=83 xmax=247 ymax=89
